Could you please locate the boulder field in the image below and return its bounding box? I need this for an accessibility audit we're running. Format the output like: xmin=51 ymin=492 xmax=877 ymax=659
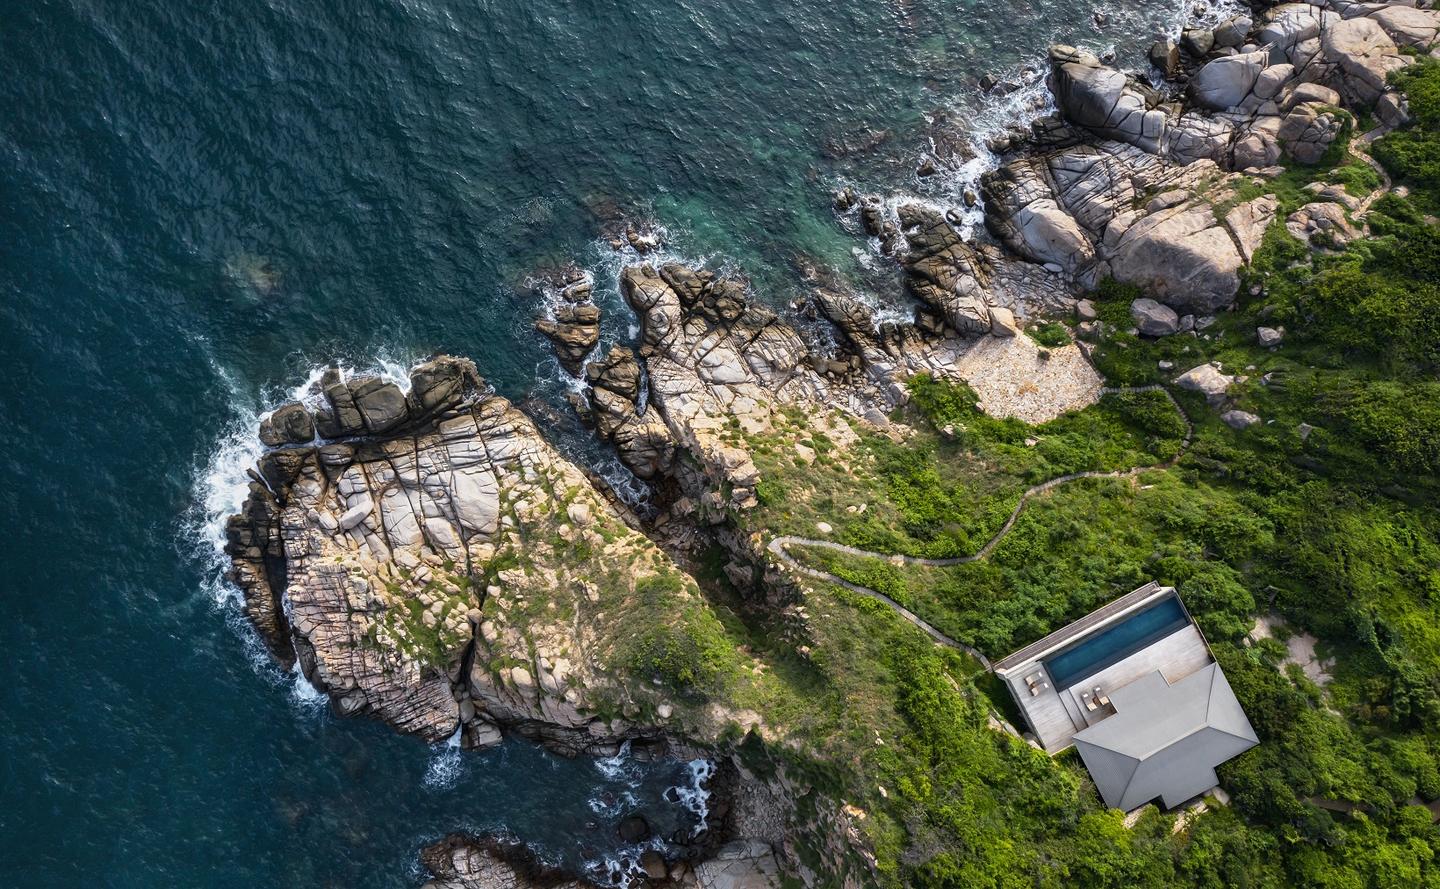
xmin=979 ymin=0 xmax=1432 ymax=312
xmin=224 ymin=0 xmax=1436 ymax=885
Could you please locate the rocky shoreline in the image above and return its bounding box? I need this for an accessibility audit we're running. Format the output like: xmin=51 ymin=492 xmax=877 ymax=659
xmin=223 ymin=0 xmax=1435 ymax=885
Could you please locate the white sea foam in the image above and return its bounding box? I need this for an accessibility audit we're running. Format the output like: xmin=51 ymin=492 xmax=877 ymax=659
xmin=287 ymin=660 xmax=330 ymax=711
xmin=587 ymin=834 xmax=668 ymax=889
xmin=867 ymin=0 xmax=1249 ymax=236
xmin=587 ymin=453 xmax=653 ymax=511
xmin=587 ymin=788 xmax=641 ymax=819
xmin=580 ymin=739 xmax=685 ymax=885
xmin=927 ymin=75 xmax=1058 ymax=230
xmin=185 ymin=352 xmax=419 ymax=705
xmin=579 ymin=229 xmax=719 ymax=375
xmin=186 ymin=359 xmax=288 ymax=682
xmin=587 ymin=224 xmax=719 ymax=314
xmin=674 ymin=758 xmax=716 ymax=830
xmin=581 ymin=751 xmax=717 ymax=884
xmin=593 ymin=740 xmax=639 ymax=782
xmin=423 ymin=727 xmax=467 ymax=790
xmin=587 ymin=740 xmax=643 ymax=818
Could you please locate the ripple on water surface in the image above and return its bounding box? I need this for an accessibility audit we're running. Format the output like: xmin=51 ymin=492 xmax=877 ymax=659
xmin=3 ymin=0 xmax=1232 ymax=883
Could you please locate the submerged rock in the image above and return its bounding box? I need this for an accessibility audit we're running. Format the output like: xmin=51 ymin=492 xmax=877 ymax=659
xmin=421 ymin=835 xmax=591 ymax=889
xmin=1149 ymin=39 xmax=1180 ymax=78
xmin=617 ymin=814 xmax=651 ymax=843
xmin=533 ymin=269 xmax=601 ymax=374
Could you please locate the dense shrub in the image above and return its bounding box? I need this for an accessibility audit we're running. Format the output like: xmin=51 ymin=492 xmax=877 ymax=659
xmin=906 ymin=373 xmax=986 ymax=432
xmin=1310 ymin=379 xmax=1440 ymax=474
xmin=623 ymin=573 xmax=736 ymax=696
xmin=1374 ymin=58 xmax=1440 ymax=208
xmin=1027 ymin=321 xmax=1072 ymax=348
xmin=1175 ymin=564 xmax=1258 ymax=643
xmin=1301 ymin=216 xmax=1440 ymax=367
xmin=1109 ymin=388 xmax=1189 ymax=442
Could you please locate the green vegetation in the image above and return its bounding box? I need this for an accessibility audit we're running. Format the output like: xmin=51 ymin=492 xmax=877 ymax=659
xmin=734 ymin=378 xmax=1184 ymax=561
xmin=365 ymin=567 xmax=476 ymax=669
xmin=720 ymin=66 xmax=1440 ymax=887
xmin=1214 ymin=107 xmax=1378 ymax=218
xmin=1248 ymin=191 xmax=1440 ymax=372
xmin=1374 ymin=58 xmax=1440 ymax=211
xmin=772 ymin=352 xmax=1440 ymax=883
xmin=622 ymin=571 xmax=741 ymax=697
xmin=1026 ymin=320 xmax=1073 ymax=348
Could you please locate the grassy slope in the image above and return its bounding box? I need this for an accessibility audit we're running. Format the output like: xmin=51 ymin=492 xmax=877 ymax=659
xmin=712 ymin=60 xmax=1440 ymax=888
xmin=734 ymin=387 xmax=1183 ymax=560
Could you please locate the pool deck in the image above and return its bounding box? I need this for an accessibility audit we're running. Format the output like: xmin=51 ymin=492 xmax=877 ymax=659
xmin=995 ymin=583 xmax=1216 ymax=752
xmin=993 ymin=582 xmax=1167 ymax=674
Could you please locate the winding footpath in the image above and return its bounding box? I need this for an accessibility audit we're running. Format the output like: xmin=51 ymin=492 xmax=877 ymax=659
xmin=1349 ymin=126 xmax=1394 ymax=218
xmin=768 ymin=384 xmax=1194 ymax=669
xmin=786 ymin=129 xmax=1392 ymax=664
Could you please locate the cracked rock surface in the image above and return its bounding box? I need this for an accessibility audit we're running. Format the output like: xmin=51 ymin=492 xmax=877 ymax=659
xmin=226 ymin=355 xmax=736 ymax=752
xmin=977 ymin=0 xmax=1428 ymax=316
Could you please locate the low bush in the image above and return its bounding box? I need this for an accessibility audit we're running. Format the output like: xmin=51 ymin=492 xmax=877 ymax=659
xmin=1027 ymin=321 xmax=1072 ymax=348
xmin=1374 ymin=58 xmax=1440 ymax=209
xmin=623 ymin=573 xmax=737 ymax=697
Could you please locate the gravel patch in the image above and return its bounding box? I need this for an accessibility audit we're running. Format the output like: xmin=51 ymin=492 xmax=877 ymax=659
xmin=946 ymin=334 xmax=1104 ymax=424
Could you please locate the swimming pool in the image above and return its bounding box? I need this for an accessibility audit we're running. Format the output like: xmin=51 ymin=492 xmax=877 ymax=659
xmin=1043 ymin=596 xmax=1190 ymax=690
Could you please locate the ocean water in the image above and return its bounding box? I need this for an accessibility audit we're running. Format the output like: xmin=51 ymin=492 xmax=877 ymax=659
xmin=1 ymin=0 xmax=1214 ymax=884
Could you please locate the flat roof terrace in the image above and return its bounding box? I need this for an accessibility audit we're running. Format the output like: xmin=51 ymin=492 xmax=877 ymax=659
xmin=993 ymin=582 xmax=1169 ymax=673
xmin=994 ymin=584 xmax=1216 ymax=753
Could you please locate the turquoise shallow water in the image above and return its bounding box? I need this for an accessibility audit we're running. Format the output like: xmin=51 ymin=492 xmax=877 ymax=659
xmin=1 ymin=0 xmax=1205 ymax=884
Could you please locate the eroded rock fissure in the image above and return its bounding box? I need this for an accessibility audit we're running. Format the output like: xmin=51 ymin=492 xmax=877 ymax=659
xmin=222 ymin=1 xmax=1437 ymax=883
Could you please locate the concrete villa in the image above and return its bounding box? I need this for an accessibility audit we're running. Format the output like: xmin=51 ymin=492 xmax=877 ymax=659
xmin=994 ymin=582 xmax=1258 ymax=812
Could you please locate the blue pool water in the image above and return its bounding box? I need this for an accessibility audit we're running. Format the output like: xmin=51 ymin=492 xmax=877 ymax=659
xmin=1043 ymin=597 xmax=1190 ymax=690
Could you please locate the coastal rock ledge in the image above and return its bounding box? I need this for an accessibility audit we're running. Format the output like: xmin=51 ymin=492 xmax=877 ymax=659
xmin=226 ymin=355 xmax=741 ymax=753
xmin=225 ymin=353 xmax=859 ymax=888
xmin=421 ymin=834 xmax=782 ymax=889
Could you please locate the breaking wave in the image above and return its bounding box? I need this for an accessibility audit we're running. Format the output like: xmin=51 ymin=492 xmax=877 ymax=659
xmin=423 ymin=728 xmax=468 ymax=790
xmin=674 ymin=758 xmax=716 ymax=830
xmin=184 ymin=352 xmax=419 ymax=710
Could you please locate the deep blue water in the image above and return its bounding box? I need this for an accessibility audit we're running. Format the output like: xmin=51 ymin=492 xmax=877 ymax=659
xmin=1 ymin=0 xmax=1208 ymax=884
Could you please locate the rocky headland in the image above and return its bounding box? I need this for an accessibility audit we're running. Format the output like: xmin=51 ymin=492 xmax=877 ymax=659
xmin=224 ymin=0 xmax=1437 ymax=885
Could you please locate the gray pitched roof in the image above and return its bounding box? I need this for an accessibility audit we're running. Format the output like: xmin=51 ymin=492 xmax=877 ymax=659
xmin=1073 ymin=663 xmax=1258 ymax=811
